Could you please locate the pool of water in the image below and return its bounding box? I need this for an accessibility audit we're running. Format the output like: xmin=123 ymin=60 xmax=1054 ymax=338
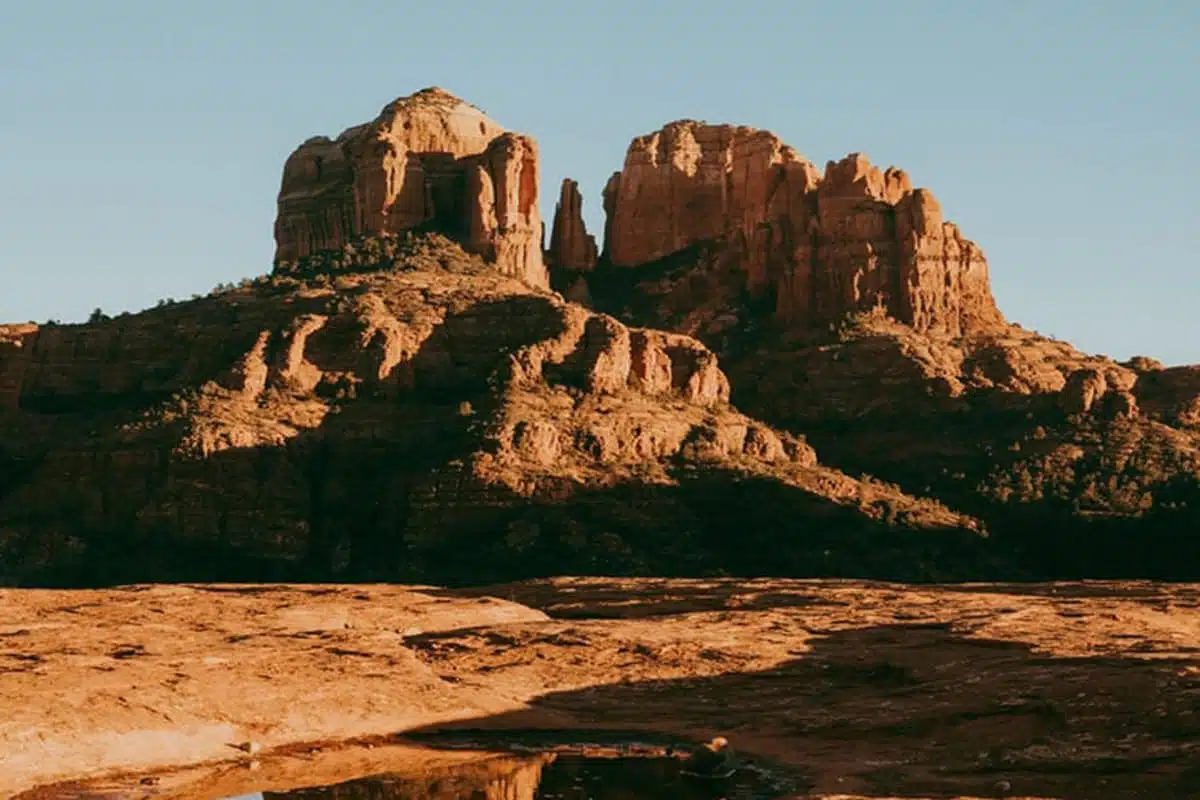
xmin=227 ymin=735 xmax=808 ymax=799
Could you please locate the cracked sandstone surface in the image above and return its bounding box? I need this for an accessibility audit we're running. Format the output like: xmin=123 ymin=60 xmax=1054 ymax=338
xmin=5 ymin=579 xmax=1200 ymax=799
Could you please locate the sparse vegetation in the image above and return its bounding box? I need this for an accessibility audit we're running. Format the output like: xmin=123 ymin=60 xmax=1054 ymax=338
xmin=1 ymin=224 xmax=1196 ymax=586
xmin=0 ymin=232 xmax=1004 ymax=586
xmin=273 ymin=231 xmax=489 ymax=280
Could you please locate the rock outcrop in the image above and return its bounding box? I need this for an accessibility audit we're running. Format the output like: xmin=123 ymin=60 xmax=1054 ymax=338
xmin=605 ymin=297 xmax=1200 ymax=576
xmin=3 ymin=89 xmax=1197 ymax=587
xmin=273 ymin=88 xmax=547 ymax=288
xmin=547 ymin=179 xmax=597 ymax=272
xmin=0 ymin=233 xmax=989 ymax=587
xmin=569 ymin=122 xmax=1199 ymax=573
xmin=0 ymin=323 xmax=37 ymax=410
xmin=598 ymin=121 xmax=1005 ymax=337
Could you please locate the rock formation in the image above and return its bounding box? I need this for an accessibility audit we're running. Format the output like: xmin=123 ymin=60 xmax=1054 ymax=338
xmin=14 ymin=581 xmax=1200 ymax=799
xmin=564 ymin=121 xmax=1199 ymax=570
xmin=724 ymin=314 xmax=1198 ymax=507
xmin=1 ymin=89 xmax=1197 ymax=586
xmin=598 ymin=268 xmax=1200 ymax=576
xmin=598 ymin=121 xmax=1004 ymax=337
xmin=273 ymin=88 xmax=547 ymax=288
xmin=0 ymin=232 xmax=991 ymax=587
xmin=547 ymin=179 xmax=597 ymax=272
xmin=0 ymin=323 xmax=36 ymax=410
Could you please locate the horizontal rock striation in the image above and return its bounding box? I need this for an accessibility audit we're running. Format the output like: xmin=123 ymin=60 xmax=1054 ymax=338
xmin=600 ymin=121 xmax=1005 ymax=336
xmin=273 ymin=88 xmax=546 ymax=288
xmin=0 ymin=235 xmax=985 ymax=587
xmin=5 ymin=87 xmax=1196 ymax=587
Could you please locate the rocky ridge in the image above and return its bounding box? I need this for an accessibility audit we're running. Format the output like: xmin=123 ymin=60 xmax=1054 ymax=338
xmin=1 ymin=88 xmax=1197 ymax=584
xmin=550 ymin=121 xmax=1200 ymax=575
xmin=0 ymin=232 xmax=986 ymax=586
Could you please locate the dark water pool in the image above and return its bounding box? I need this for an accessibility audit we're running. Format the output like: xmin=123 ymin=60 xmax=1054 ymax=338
xmin=227 ymin=736 xmax=808 ymax=799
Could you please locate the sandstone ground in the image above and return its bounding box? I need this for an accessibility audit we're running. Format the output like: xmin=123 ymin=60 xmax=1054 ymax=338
xmin=5 ymin=579 xmax=1199 ymax=799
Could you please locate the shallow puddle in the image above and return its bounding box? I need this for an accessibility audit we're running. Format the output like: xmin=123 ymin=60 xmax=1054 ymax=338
xmin=224 ymin=735 xmax=807 ymax=799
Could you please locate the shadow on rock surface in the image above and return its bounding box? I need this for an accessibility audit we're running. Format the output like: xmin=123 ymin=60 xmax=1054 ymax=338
xmin=11 ymin=462 xmax=999 ymax=589
xmin=401 ymin=622 xmax=1200 ymax=800
xmin=428 ymin=577 xmax=834 ymax=620
xmin=259 ymin=749 xmax=800 ymax=800
xmin=1 ymin=294 xmax=562 ymax=588
xmin=3 ymin=291 xmax=995 ymax=589
xmin=395 ymin=465 xmax=1002 ymax=589
xmin=735 ymin=372 xmax=1200 ymax=583
xmin=572 ymin=253 xmax=1200 ymax=583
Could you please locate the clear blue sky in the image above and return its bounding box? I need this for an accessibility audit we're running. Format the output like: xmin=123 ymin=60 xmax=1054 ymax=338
xmin=1 ymin=1 xmax=1196 ymax=364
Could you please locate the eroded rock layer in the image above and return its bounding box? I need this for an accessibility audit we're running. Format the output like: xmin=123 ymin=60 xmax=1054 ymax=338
xmin=569 ymin=121 xmax=1199 ymax=570
xmin=599 ymin=121 xmax=1004 ymax=336
xmin=547 ymin=178 xmax=597 ymax=272
xmin=0 ymin=234 xmax=989 ymax=587
xmin=10 ymin=580 xmax=1200 ymax=798
xmin=3 ymin=90 xmax=1197 ymax=587
xmin=273 ymin=88 xmax=547 ymax=288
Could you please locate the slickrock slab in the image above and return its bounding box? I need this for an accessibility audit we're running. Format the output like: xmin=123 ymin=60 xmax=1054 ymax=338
xmin=4 ymin=579 xmax=1199 ymax=799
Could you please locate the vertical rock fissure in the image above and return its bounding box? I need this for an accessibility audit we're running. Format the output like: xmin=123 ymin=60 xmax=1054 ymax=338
xmin=587 ymin=120 xmax=1005 ymax=337
xmin=273 ymin=88 xmax=548 ymax=289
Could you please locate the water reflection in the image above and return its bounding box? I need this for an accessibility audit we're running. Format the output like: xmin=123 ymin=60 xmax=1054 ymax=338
xmin=256 ymin=750 xmax=794 ymax=799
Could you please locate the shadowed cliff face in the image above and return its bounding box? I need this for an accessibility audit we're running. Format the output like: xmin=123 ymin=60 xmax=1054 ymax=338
xmin=0 ymin=234 xmax=996 ymax=587
xmin=575 ymin=256 xmax=1200 ymax=576
xmin=549 ymin=122 xmax=1200 ymax=572
xmin=573 ymin=121 xmax=1005 ymax=338
xmin=2 ymin=92 xmax=1197 ymax=585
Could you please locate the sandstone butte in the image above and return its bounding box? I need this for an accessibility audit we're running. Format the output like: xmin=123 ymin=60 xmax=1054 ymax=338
xmin=0 ymin=86 xmax=1198 ymax=586
xmin=274 ymin=87 xmax=547 ymax=288
xmin=2 ymin=87 xmax=1200 ymax=800
xmin=549 ymin=119 xmax=1200 ymax=576
xmin=593 ymin=120 xmax=1005 ymax=337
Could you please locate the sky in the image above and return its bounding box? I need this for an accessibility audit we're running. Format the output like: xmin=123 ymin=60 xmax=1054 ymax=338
xmin=0 ymin=1 xmax=1196 ymax=364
